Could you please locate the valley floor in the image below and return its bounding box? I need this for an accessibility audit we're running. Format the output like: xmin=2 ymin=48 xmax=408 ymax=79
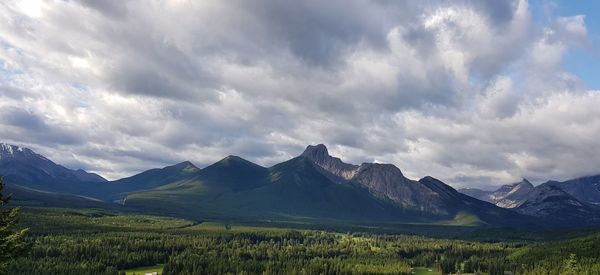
xmin=6 ymin=207 xmax=600 ymax=274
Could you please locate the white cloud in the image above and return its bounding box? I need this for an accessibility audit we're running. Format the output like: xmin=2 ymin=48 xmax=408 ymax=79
xmin=16 ymin=0 xmax=44 ymax=18
xmin=0 ymin=0 xmax=597 ymax=189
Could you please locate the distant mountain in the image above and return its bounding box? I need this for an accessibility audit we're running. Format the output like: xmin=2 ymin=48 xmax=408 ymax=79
xmin=516 ymin=185 xmax=600 ymax=227
xmin=0 ymin=143 xmax=107 ymax=197
xmin=302 ymin=145 xmax=524 ymax=218
xmin=418 ymin=176 xmax=533 ymax=227
xmin=125 ymin=155 xmax=412 ymax=221
xmin=350 ymin=163 xmax=449 ymax=214
xmin=6 ymin=142 xmax=597 ymax=228
xmin=541 ymin=175 xmax=600 ymax=206
xmin=204 ymin=156 xmax=412 ymax=221
xmin=103 ymin=161 xmax=200 ymax=200
xmin=0 ymin=143 xmax=212 ymax=202
xmin=490 ymin=179 xmax=535 ymax=208
xmin=0 ymin=143 xmax=106 ymax=184
xmin=458 ymin=188 xmax=492 ymax=201
xmin=302 ymin=145 xmax=449 ymax=215
xmin=458 ymin=179 xmax=534 ymax=208
xmin=459 ymin=177 xmax=600 ymax=226
xmin=125 ymin=144 xmax=532 ymax=227
xmin=131 ymin=155 xmax=270 ymax=196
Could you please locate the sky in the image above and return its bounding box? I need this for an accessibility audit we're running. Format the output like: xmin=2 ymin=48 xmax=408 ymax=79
xmin=0 ymin=0 xmax=599 ymax=189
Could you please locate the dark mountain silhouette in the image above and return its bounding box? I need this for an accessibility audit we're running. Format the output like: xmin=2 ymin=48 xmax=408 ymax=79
xmin=124 ymin=144 xmax=533 ymax=227
xmin=0 ymin=143 xmax=106 ymax=197
xmin=4 ymin=142 xmax=597 ymax=228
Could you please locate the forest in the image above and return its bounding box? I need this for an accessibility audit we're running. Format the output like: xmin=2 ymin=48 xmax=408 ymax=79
xmin=3 ymin=207 xmax=599 ymax=275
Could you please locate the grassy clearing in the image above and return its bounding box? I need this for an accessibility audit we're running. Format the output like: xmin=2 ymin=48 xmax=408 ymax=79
xmin=411 ymin=267 xmax=439 ymax=275
xmin=438 ymin=211 xmax=486 ymax=226
xmin=122 ymin=264 xmax=164 ymax=275
xmin=18 ymin=207 xmax=196 ymax=233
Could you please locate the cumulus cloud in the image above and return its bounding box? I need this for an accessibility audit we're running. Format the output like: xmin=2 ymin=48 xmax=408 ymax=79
xmin=0 ymin=0 xmax=597 ymax=188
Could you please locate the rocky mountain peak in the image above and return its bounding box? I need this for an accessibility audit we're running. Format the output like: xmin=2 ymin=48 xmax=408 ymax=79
xmin=352 ymin=163 xmax=412 ymax=193
xmin=495 ymin=179 xmax=534 ymax=195
xmin=0 ymin=143 xmax=106 ymax=183
xmin=514 ymin=178 xmax=534 ymax=188
xmin=173 ymin=161 xmax=198 ymax=170
xmin=300 ymin=144 xmax=358 ymax=180
xmin=515 ymin=185 xmax=600 ymax=226
xmin=358 ymin=162 xmax=404 ymax=176
xmin=0 ymin=143 xmax=38 ymax=160
xmin=541 ymin=175 xmax=600 ymax=205
xmin=301 ymin=144 xmax=330 ymax=161
xmin=486 ymin=179 xmax=536 ymax=208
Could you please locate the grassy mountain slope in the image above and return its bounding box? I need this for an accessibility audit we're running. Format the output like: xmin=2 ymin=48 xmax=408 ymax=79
xmin=101 ymin=161 xmax=201 ymax=200
xmin=124 ymin=156 xmax=271 ymax=218
xmin=124 ymin=157 xmax=530 ymax=226
xmin=6 ymin=184 xmax=119 ymax=209
xmin=199 ymin=157 xmax=422 ymax=221
xmin=126 ymin=157 xmax=431 ymax=222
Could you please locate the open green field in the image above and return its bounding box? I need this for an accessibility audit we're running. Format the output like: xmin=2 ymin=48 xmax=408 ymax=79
xmin=411 ymin=267 xmax=439 ymax=275
xmin=122 ymin=264 xmax=164 ymax=275
xmin=6 ymin=207 xmax=600 ymax=274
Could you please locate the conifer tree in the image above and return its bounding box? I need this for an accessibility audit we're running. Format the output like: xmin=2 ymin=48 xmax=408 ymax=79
xmin=0 ymin=177 xmax=29 ymax=271
xmin=562 ymin=253 xmax=580 ymax=275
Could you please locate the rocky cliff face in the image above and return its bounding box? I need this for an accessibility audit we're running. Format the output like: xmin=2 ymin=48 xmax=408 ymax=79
xmin=516 ymin=185 xmax=600 ymax=226
xmin=300 ymin=144 xmax=461 ymax=215
xmin=541 ymin=175 xmax=600 ymax=206
xmin=300 ymin=144 xmax=359 ymax=180
xmin=459 ymin=179 xmax=534 ymax=208
xmin=491 ymin=179 xmax=535 ymax=208
xmin=350 ymin=163 xmax=444 ymax=212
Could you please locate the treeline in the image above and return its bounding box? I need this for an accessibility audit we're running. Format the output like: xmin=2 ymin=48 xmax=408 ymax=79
xmin=509 ymin=231 xmax=600 ymax=274
xmin=6 ymin=207 xmax=600 ymax=274
xmin=7 ymin=232 xmax=184 ymax=274
xmin=8 ymin=227 xmax=512 ymax=274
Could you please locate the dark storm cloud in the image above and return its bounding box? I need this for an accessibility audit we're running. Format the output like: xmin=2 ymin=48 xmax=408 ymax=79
xmin=247 ymin=0 xmax=390 ymax=67
xmin=0 ymin=107 xmax=83 ymax=145
xmin=110 ymin=66 xmax=200 ymax=100
xmin=1 ymin=107 xmax=46 ymax=130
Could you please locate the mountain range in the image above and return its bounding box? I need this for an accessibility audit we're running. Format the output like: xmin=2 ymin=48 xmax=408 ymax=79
xmin=122 ymin=145 xmax=534 ymax=227
xmin=0 ymin=144 xmax=107 ymax=197
xmin=1 ymin=143 xmax=599 ymax=228
xmin=459 ymin=179 xmax=535 ymax=208
xmin=458 ymin=176 xmax=600 ymax=226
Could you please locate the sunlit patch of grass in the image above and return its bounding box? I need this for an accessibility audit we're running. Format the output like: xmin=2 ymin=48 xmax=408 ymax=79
xmin=122 ymin=264 xmax=164 ymax=275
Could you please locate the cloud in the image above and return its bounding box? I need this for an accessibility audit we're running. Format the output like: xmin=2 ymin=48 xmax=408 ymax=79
xmin=0 ymin=106 xmax=84 ymax=145
xmin=0 ymin=0 xmax=598 ymax=188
